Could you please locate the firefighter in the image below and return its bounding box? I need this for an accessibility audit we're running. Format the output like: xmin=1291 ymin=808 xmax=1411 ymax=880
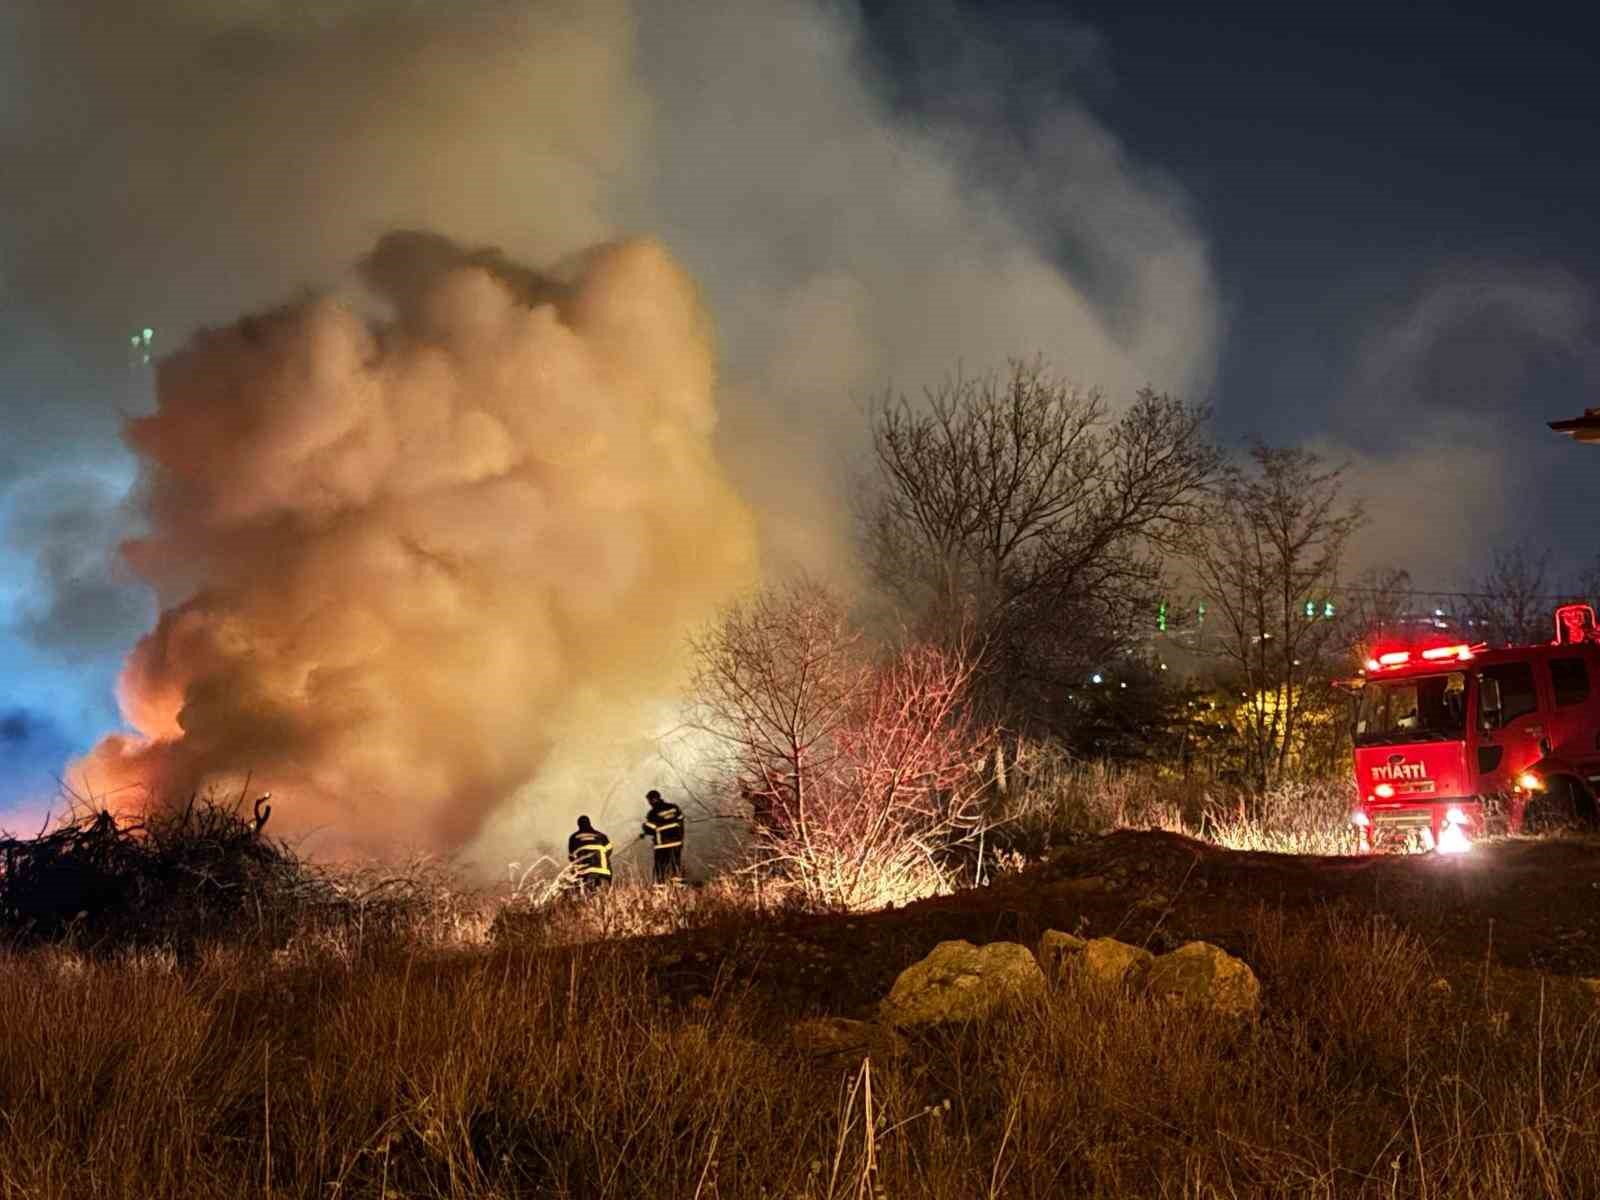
xmin=640 ymin=789 xmax=685 ymax=883
xmin=567 ymin=815 xmax=613 ymax=892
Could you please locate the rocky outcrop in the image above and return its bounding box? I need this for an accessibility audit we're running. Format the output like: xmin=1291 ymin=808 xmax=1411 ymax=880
xmin=1034 ymin=929 xmax=1261 ymax=1020
xmin=879 ymin=939 xmax=1046 ymax=1028
xmin=877 ymin=934 xmax=1261 ymax=1029
xmin=1036 ymin=930 xmax=1088 ymax=982
xmin=1080 ymin=937 xmax=1154 ymax=988
xmin=1143 ymin=941 xmax=1261 ymax=1020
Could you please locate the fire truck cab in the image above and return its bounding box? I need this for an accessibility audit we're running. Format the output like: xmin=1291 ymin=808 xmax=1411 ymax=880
xmin=1349 ymin=603 xmax=1600 ymax=852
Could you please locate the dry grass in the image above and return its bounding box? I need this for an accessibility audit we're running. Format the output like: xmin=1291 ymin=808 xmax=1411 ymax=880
xmin=0 ymin=906 xmax=1596 ymax=1199
xmin=994 ymin=751 xmax=1360 ymax=860
xmin=8 ymin=766 xmax=1542 ymax=1197
xmin=493 ymin=875 xmax=804 ymax=949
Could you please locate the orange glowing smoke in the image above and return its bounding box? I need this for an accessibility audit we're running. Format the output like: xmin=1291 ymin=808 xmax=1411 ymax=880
xmin=75 ymin=234 xmax=758 ymax=855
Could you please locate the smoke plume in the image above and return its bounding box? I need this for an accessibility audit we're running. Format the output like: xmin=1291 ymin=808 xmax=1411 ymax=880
xmin=77 ymin=234 xmax=757 ymax=854
xmin=3 ymin=0 xmax=1220 ymax=852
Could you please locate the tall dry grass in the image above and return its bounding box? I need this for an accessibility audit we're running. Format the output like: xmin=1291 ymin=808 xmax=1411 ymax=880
xmin=993 ymin=748 xmax=1360 ymax=860
xmin=1 ymin=906 xmax=1597 ymax=1199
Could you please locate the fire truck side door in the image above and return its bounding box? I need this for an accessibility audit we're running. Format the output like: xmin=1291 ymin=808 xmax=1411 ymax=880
xmin=1544 ymin=654 xmax=1594 ymax=760
xmin=1476 ymin=661 xmax=1544 ymax=786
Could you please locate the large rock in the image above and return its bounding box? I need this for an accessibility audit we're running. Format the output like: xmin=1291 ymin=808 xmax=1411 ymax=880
xmin=1080 ymin=937 xmax=1154 ymax=988
xmin=1144 ymin=941 xmax=1261 ymax=1020
xmin=879 ymin=940 xmax=1045 ymax=1028
xmin=1037 ymin=929 xmax=1088 ymax=982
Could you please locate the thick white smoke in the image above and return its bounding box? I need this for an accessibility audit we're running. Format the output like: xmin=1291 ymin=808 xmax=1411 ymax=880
xmin=4 ymin=0 xmax=1220 ymax=854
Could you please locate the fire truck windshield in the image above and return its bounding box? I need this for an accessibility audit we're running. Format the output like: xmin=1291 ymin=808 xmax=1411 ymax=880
xmin=1354 ymin=671 xmax=1467 ymax=745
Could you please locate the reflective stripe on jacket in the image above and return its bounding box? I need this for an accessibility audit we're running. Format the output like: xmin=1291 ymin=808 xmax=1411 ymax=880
xmin=567 ymin=829 xmax=613 ymax=876
xmin=642 ymin=802 xmax=685 ymax=849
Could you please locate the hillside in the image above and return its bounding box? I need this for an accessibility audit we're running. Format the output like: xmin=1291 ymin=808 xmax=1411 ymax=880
xmin=6 ymin=830 xmax=1600 ymax=1199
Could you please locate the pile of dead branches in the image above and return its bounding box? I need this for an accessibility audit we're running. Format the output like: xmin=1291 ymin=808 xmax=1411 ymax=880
xmin=0 ymin=793 xmax=312 ymax=952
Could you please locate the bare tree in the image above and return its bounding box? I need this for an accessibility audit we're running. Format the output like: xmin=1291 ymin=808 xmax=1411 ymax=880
xmin=1467 ymin=545 xmax=1552 ymax=646
xmin=1338 ymin=566 xmax=1417 ymax=667
xmin=1183 ymin=443 xmax=1363 ymax=789
xmin=860 ymin=358 xmax=1221 ymax=732
xmin=686 ymin=577 xmax=865 ymax=843
xmin=687 ymin=580 xmax=995 ymax=909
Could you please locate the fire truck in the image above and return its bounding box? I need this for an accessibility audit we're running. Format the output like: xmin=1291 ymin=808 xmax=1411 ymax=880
xmin=1348 ymin=603 xmax=1600 ymax=852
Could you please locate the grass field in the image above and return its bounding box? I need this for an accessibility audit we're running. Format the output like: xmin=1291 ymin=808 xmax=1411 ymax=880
xmin=5 ymin=769 xmax=1598 ymax=1198
xmin=3 ymin=890 xmax=1599 ymax=1198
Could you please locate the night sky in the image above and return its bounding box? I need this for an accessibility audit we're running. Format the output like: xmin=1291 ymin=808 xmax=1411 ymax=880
xmin=1052 ymin=3 xmax=1600 ymax=441
xmin=2 ymin=1 xmax=1597 ymax=818
xmin=865 ymin=0 xmax=1600 ymax=562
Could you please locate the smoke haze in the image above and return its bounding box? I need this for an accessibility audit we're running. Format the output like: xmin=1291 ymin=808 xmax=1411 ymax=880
xmin=1 ymin=0 xmax=1219 ymax=855
xmin=1321 ymin=264 xmax=1599 ymax=585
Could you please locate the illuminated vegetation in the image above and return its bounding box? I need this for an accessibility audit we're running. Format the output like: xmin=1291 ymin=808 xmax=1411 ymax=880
xmin=1 ymin=904 xmax=1596 ymax=1199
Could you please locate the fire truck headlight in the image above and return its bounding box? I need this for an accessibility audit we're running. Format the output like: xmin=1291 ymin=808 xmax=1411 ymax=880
xmin=1437 ymin=822 xmax=1472 ymax=855
xmin=1350 ymin=808 xmax=1371 ymax=828
xmin=1373 ymin=783 xmax=1396 ymax=799
xmin=1444 ymin=806 xmax=1467 ymax=827
xmin=1516 ymin=771 xmax=1544 ymax=793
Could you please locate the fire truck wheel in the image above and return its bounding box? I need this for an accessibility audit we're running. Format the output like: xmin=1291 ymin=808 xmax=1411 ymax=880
xmin=1523 ymin=777 xmax=1593 ymax=835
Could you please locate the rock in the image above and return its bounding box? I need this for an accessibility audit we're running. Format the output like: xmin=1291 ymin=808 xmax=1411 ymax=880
xmin=1144 ymin=941 xmax=1261 ymax=1020
xmin=791 ymin=1017 xmax=906 ymax=1060
xmin=1037 ymin=930 xmax=1088 ymax=981
xmin=1080 ymin=938 xmax=1154 ymax=988
xmin=879 ymin=940 xmax=1045 ymax=1028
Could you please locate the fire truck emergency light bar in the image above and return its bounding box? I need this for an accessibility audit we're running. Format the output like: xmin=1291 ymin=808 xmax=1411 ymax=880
xmin=1362 ymin=643 xmax=1481 ymax=673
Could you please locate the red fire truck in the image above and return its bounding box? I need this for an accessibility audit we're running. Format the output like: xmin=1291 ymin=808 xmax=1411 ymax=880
xmin=1349 ymin=603 xmax=1600 ymax=852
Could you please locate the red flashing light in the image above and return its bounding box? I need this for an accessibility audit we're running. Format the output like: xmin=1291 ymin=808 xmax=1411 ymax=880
xmin=1365 ymin=641 xmax=1482 ymax=672
xmin=1555 ymin=603 xmax=1598 ymax=646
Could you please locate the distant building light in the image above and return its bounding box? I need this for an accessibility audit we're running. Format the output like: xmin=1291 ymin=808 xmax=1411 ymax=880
xmin=1091 ymin=673 xmax=1103 ymax=685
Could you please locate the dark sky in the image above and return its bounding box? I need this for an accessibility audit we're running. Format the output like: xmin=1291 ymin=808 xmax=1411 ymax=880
xmin=866 ymin=0 xmax=1600 ymax=584
xmin=1047 ymin=3 xmax=1600 ymax=425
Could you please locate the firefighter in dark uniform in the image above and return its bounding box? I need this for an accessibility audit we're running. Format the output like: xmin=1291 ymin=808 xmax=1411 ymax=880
xmin=640 ymin=789 xmax=685 ymax=883
xmin=567 ymin=815 xmax=613 ymax=892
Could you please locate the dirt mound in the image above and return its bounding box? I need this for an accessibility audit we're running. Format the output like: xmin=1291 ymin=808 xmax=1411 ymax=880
xmin=645 ymin=829 xmax=1600 ymax=1017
